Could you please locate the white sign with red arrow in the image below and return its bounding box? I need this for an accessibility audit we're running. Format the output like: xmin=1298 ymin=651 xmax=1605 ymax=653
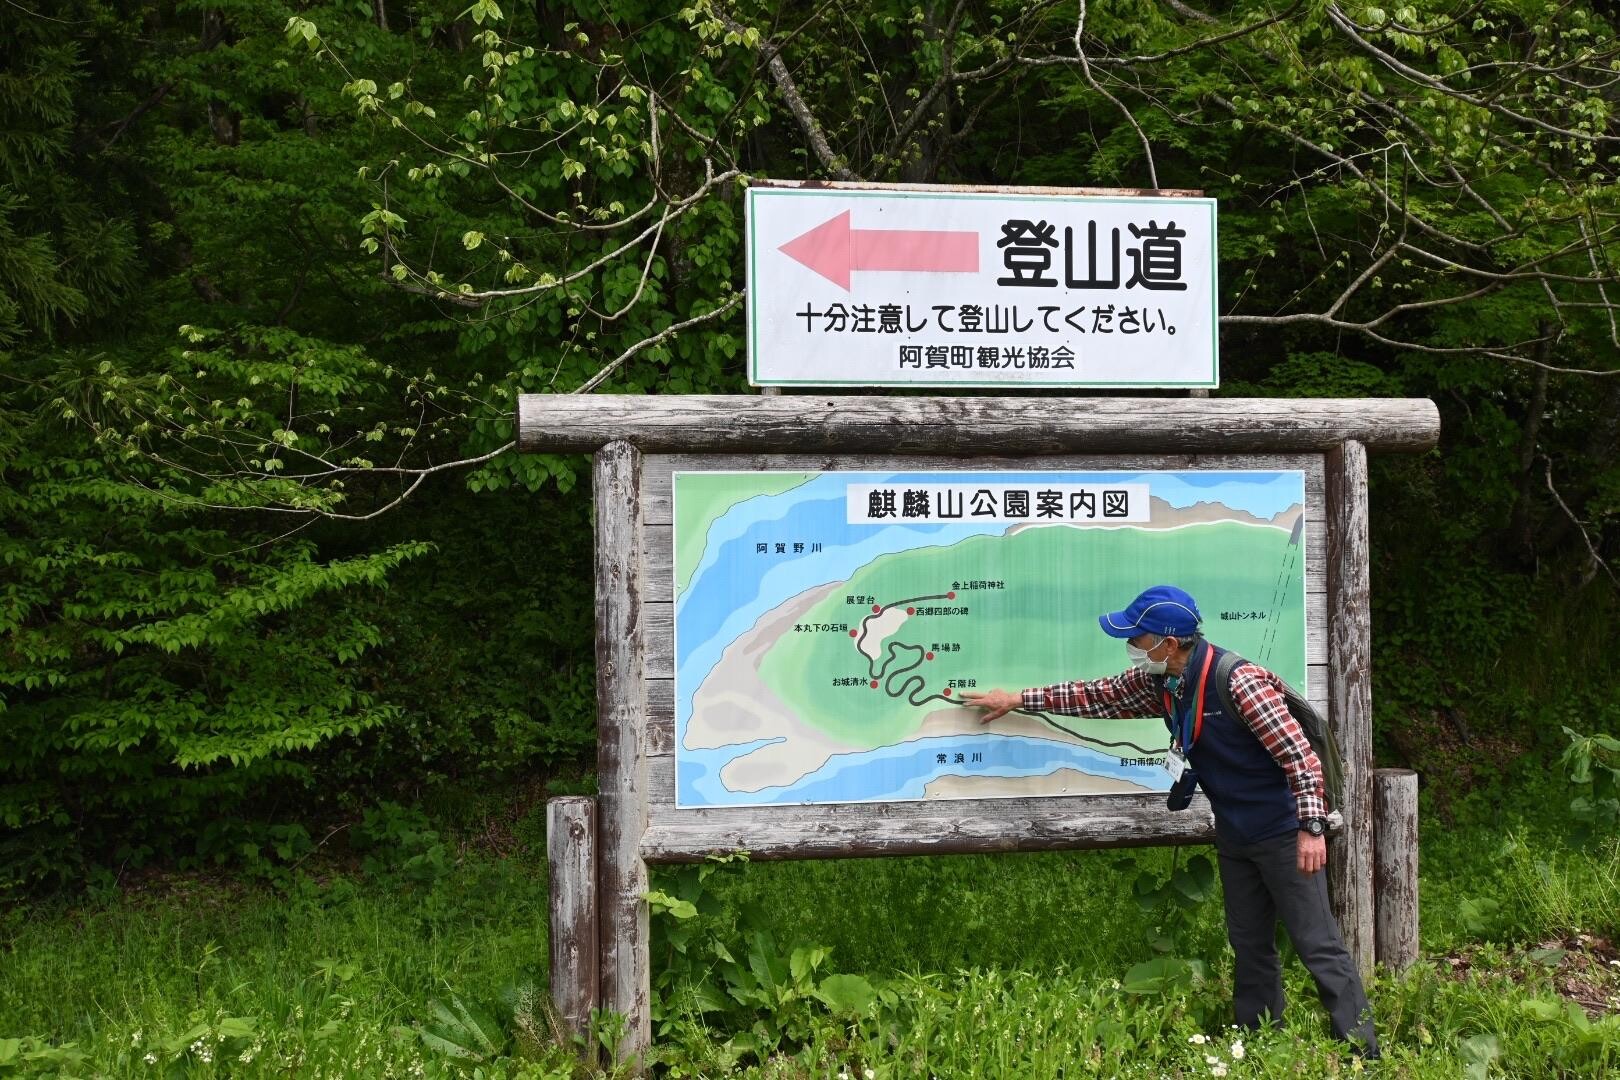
xmin=746 ymin=183 xmax=1218 ymax=388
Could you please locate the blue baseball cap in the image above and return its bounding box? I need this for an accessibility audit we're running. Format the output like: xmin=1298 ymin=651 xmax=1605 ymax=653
xmin=1098 ymin=585 xmax=1203 ymax=639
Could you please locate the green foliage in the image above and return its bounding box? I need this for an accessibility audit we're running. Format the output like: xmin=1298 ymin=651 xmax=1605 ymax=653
xmin=1117 ymin=850 xmax=1217 ymax=993
xmin=405 ymin=994 xmax=507 ymax=1064
xmin=0 ymin=855 xmax=568 ymax=1076
xmin=0 ymin=2 xmax=139 ymax=348
xmin=0 ymin=1036 xmax=87 ymax=1078
xmin=646 ymin=854 xmax=881 ymax=1068
xmin=1 ymin=826 xmax=1619 ymax=1076
xmin=352 ymin=802 xmax=452 ymax=886
xmin=0 ymin=0 xmax=1617 ymax=899
xmin=0 ymin=370 xmax=430 ymax=889
xmin=1560 ymin=729 xmax=1620 ymax=845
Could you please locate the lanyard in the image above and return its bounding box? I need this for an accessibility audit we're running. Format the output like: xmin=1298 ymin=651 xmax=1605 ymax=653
xmin=1162 ymin=645 xmax=1216 ymax=752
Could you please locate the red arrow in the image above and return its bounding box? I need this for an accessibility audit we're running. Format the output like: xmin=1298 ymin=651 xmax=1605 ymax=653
xmin=778 ymin=210 xmax=978 ymax=291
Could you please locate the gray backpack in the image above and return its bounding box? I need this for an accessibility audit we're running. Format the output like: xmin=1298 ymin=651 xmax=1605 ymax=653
xmin=1209 ymin=650 xmax=1345 ymax=813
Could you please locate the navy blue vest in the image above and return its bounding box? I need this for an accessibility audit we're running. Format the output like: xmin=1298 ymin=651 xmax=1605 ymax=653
xmin=1162 ymin=641 xmax=1299 ymax=845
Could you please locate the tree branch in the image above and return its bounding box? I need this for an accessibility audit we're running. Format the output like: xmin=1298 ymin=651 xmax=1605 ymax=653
xmin=720 ymin=12 xmax=860 ymax=180
xmin=1075 ymin=0 xmax=1157 ymax=188
xmin=1545 ymin=459 xmax=1620 ymax=587
xmin=569 ymin=293 xmax=743 ymax=395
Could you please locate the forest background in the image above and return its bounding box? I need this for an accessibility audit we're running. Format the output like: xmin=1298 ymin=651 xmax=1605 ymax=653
xmin=2 ymin=0 xmax=1619 ymax=1075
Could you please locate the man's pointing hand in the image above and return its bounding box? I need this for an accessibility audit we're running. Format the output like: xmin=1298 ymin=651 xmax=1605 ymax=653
xmin=960 ymin=688 xmax=1021 ymax=724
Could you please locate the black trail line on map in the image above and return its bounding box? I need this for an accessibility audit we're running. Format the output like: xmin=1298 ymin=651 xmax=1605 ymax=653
xmin=855 ymin=593 xmax=1169 ymax=757
xmin=1023 ymin=711 xmax=1168 ymax=756
xmin=855 ymin=593 xmax=955 ymax=706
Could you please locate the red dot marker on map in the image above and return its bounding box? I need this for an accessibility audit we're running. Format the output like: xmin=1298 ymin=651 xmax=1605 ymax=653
xmin=947 ymin=591 xmax=956 ymax=599
xmin=849 ymin=629 xmax=858 ymax=637
xmin=870 ymin=680 xmax=879 ymax=689
xmin=872 ymin=604 xmax=882 ymax=613
xmin=925 ymin=652 xmax=935 ymax=661
xmin=906 ymin=606 xmax=915 ymax=615
xmin=943 ymin=688 xmax=952 ymax=696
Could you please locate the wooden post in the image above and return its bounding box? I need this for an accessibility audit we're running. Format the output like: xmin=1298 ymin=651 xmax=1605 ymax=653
xmin=1326 ymin=439 xmax=1375 ymax=977
xmin=1374 ymin=768 xmax=1420 ymax=972
xmin=594 ymin=441 xmax=651 ymax=1064
xmin=547 ymin=797 xmax=598 ymax=1042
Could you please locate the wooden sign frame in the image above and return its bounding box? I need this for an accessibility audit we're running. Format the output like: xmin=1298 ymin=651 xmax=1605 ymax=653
xmin=519 ymin=394 xmax=1440 ymax=1062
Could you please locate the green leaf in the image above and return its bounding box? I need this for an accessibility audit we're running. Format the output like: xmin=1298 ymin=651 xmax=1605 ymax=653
xmin=1461 ymin=1032 xmax=1501 ymax=1080
xmin=644 ymin=889 xmax=697 ymax=919
xmin=416 ymin=996 xmax=502 ymax=1062
xmin=1173 ymin=854 xmax=1215 ymax=902
xmin=814 ymin=974 xmax=877 ymax=1017
xmin=1518 ymin=997 xmax=1563 ymax=1020
xmin=1122 ymin=957 xmax=1194 ymax=995
xmin=789 ymin=945 xmax=827 ymax=984
xmin=1526 ymin=948 xmax=1566 ymax=967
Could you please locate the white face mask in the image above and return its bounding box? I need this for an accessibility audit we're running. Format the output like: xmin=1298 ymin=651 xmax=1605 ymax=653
xmin=1126 ymin=637 xmax=1169 ymax=675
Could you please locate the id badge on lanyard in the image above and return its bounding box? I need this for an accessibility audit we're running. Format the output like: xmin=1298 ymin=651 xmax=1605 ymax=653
xmin=1163 ymin=648 xmax=1215 ymax=781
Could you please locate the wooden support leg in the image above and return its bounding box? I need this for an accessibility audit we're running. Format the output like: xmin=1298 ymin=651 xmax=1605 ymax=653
xmin=1374 ymin=768 xmax=1420 ymax=972
xmin=547 ymin=797 xmax=598 ymax=1044
xmin=1326 ymin=438 xmax=1376 ymax=978
xmin=594 ymin=442 xmax=651 ymax=1065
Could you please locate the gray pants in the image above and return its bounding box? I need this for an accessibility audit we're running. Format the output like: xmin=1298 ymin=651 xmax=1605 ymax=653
xmin=1216 ymin=831 xmax=1378 ymax=1055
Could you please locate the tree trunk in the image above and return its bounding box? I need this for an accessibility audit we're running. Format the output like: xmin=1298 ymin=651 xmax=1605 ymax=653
xmin=1504 ymin=335 xmax=1550 ymax=564
xmin=900 ymin=2 xmax=956 ymax=182
xmin=203 ymin=11 xmax=239 ymax=146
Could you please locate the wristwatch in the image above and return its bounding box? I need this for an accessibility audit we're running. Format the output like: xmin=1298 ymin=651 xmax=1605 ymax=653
xmin=1300 ymin=817 xmax=1327 ymax=837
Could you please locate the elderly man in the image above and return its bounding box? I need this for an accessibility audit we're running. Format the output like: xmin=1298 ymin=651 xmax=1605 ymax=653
xmin=962 ymin=584 xmax=1378 ymax=1056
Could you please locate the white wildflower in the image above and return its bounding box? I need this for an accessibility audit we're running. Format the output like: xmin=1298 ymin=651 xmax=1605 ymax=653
xmin=143 ymin=1052 xmax=157 ymax=1066
xmin=1211 ymin=1066 xmax=1228 ymax=1078
xmin=865 ymin=1071 xmax=876 ymax=1080
xmin=1205 ymin=1054 xmax=1220 ymax=1065
xmin=1189 ymin=1032 xmax=1208 ymax=1045
xmin=131 ymin=1031 xmax=142 ymax=1047
xmin=1230 ymin=1040 xmax=1245 ymax=1059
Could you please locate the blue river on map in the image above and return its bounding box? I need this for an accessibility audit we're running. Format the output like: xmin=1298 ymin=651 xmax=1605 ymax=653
xmin=674 ymin=469 xmax=1303 ymax=807
xmin=679 ymin=733 xmax=1173 ymax=806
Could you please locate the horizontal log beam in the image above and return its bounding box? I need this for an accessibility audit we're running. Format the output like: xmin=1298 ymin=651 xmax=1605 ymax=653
xmin=640 ymin=801 xmax=1343 ymax=863
xmin=642 ymin=797 xmax=1219 ymax=862
xmin=517 ymin=396 xmax=1440 ymax=455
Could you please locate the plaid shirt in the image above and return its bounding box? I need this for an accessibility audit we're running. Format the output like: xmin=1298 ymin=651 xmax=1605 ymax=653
xmin=1021 ymin=660 xmax=1326 ymax=821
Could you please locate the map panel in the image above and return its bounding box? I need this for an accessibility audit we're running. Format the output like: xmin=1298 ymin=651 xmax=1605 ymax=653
xmin=674 ymin=470 xmax=1307 ymax=808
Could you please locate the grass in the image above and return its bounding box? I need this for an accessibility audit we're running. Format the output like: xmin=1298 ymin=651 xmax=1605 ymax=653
xmin=1 ymin=786 xmax=1617 ymax=1078
xmin=0 ymin=859 xmax=570 ymax=1078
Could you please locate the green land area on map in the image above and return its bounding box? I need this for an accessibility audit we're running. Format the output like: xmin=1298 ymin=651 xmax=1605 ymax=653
xmin=752 ymin=522 xmax=1305 ymax=752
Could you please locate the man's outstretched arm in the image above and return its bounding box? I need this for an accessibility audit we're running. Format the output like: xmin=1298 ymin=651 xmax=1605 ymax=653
xmin=963 ymin=668 xmax=1160 ymax=723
